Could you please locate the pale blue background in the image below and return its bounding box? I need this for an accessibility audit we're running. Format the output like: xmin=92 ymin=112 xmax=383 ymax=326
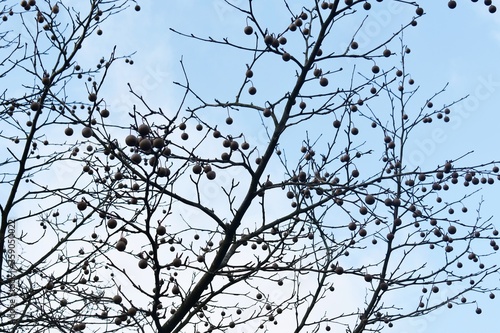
xmin=45 ymin=1 xmax=500 ymax=332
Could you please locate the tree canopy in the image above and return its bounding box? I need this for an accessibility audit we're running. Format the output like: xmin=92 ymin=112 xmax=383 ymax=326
xmin=1 ymin=1 xmax=500 ymax=333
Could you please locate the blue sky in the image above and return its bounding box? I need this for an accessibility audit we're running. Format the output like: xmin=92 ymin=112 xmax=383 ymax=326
xmin=3 ymin=1 xmax=499 ymax=332
xmin=90 ymin=2 xmax=500 ymax=332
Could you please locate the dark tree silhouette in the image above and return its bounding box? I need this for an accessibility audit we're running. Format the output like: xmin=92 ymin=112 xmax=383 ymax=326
xmin=1 ymin=1 xmax=499 ymax=333
xmin=0 ymin=1 xmax=140 ymax=331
